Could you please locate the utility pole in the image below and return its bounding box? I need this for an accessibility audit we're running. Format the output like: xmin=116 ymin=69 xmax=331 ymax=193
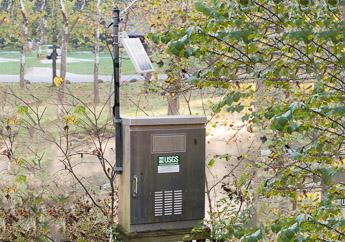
xmin=113 ymin=7 xmax=123 ymax=173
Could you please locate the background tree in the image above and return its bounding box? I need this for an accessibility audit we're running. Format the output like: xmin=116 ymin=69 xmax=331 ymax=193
xmin=145 ymin=0 xmax=199 ymax=115
xmin=19 ymin=0 xmax=29 ymax=88
xmin=58 ymin=0 xmax=68 ymax=112
xmin=0 ymin=1 xmax=18 ymax=49
xmin=151 ymin=0 xmax=345 ymax=240
xmin=57 ymin=0 xmax=86 ymax=113
xmin=94 ymin=0 xmax=101 ymax=105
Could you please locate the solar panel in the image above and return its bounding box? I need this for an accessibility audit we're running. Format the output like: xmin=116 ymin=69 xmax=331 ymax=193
xmin=121 ymin=37 xmax=154 ymax=74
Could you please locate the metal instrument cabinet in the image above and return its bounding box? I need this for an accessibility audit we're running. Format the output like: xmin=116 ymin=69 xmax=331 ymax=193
xmin=118 ymin=116 xmax=206 ymax=233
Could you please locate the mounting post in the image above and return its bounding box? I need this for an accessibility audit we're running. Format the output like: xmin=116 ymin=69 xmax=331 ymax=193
xmin=113 ymin=7 xmax=123 ymax=173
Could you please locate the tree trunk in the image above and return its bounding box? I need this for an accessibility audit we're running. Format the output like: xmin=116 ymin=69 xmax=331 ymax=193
xmin=59 ymin=0 xmax=68 ymax=114
xmin=39 ymin=11 xmax=48 ymax=59
xmin=166 ymin=1 xmax=190 ymax=115
xmin=167 ymin=93 xmax=180 ymax=115
xmin=19 ymin=0 xmax=28 ymax=88
xmin=52 ymin=46 xmax=57 ymax=84
xmin=250 ymin=79 xmax=266 ymax=227
xmin=93 ymin=0 xmax=101 ymax=105
xmin=42 ymin=0 xmax=47 ymax=45
xmin=52 ymin=0 xmax=57 ymax=85
xmin=19 ymin=46 xmax=26 ymax=88
xmin=167 ymin=76 xmax=181 ymax=115
xmin=42 ymin=17 xmax=48 ymax=44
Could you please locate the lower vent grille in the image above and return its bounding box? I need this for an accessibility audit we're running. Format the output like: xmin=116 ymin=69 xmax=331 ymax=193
xmin=154 ymin=190 xmax=183 ymax=216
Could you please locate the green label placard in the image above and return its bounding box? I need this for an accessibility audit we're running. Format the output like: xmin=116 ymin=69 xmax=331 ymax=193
xmin=157 ymin=155 xmax=180 ymax=173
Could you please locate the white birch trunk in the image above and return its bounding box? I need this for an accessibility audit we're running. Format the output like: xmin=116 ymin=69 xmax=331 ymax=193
xmin=19 ymin=0 xmax=28 ymax=88
xmin=93 ymin=0 xmax=101 ymax=105
xmin=59 ymin=0 xmax=68 ymax=115
xmin=250 ymin=79 xmax=266 ymax=226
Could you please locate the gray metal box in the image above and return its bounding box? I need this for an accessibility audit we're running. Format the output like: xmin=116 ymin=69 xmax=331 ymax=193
xmin=118 ymin=116 xmax=206 ymax=234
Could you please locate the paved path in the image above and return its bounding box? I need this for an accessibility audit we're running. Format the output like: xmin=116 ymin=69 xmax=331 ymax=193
xmin=0 ymin=67 xmax=167 ymax=83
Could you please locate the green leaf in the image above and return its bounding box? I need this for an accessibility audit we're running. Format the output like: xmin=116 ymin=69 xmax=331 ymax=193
xmin=42 ymin=220 xmax=49 ymax=233
xmin=230 ymin=29 xmax=252 ymax=42
xmin=319 ymin=167 xmax=337 ymax=185
xmin=17 ymin=105 xmax=28 ymax=115
xmin=282 ymin=110 xmax=293 ymax=120
xmin=186 ymin=26 xmax=194 ymax=37
xmin=234 ymin=229 xmax=245 ymax=239
xmin=283 ymin=222 xmax=299 ymax=239
xmin=208 ymin=159 xmax=216 ymax=168
xmin=242 ymin=114 xmax=251 ymax=122
xmin=233 ymin=92 xmax=241 ymax=102
xmin=271 ymin=116 xmax=289 ymax=131
xmin=271 ymin=222 xmax=282 ymax=233
xmin=225 ymin=95 xmax=233 ymax=106
xmin=195 ymin=1 xmax=217 ymax=17
xmin=16 ymin=175 xmax=27 ymax=185
xmin=184 ymin=47 xmax=195 ymax=58
xmin=75 ymin=105 xmax=86 ymax=114
xmin=161 ymin=35 xmax=171 ymax=44
xmin=296 ymin=214 xmax=305 ymax=225
xmin=287 ymin=123 xmax=300 ymax=134
xmin=264 ymin=111 xmax=274 ymax=119
xmin=148 ymin=33 xmax=160 ymax=44
xmin=169 ymin=35 xmax=189 ymax=56
xmin=241 ymin=229 xmax=262 ymax=242
xmin=334 ymin=106 xmax=345 ymax=116
xmin=227 ymin=104 xmax=244 ymax=113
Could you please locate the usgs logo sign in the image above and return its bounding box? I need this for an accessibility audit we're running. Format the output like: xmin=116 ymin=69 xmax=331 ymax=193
xmin=157 ymin=155 xmax=180 ymax=165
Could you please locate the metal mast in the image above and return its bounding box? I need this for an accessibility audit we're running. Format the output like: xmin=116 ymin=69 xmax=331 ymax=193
xmin=113 ymin=7 xmax=123 ymax=173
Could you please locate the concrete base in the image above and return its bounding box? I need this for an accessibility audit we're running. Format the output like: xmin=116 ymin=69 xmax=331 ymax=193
xmin=117 ymin=224 xmax=210 ymax=242
xmin=123 ymin=219 xmax=203 ymax=233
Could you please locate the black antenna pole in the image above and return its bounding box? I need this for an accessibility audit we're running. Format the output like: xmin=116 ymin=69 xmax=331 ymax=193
xmin=113 ymin=7 xmax=123 ymax=173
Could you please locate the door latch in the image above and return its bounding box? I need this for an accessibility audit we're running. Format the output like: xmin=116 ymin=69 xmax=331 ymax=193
xmin=132 ymin=175 xmax=138 ymax=198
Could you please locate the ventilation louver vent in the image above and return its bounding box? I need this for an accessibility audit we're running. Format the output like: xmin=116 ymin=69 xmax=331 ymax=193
xmin=154 ymin=191 xmax=163 ymax=216
xmin=173 ymin=190 xmax=183 ymax=215
xmin=154 ymin=190 xmax=183 ymax=216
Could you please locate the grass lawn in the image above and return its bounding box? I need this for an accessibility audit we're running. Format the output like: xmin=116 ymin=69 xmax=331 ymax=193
xmin=0 ymin=81 xmax=214 ymax=123
xmin=0 ymin=50 xmax=135 ymax=75
xmin=0 ymin=52 xmax=43 ymax=75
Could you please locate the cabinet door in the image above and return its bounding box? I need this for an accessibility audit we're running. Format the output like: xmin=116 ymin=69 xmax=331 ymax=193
xmin=130 ymin=127 xmax=205 ymax=225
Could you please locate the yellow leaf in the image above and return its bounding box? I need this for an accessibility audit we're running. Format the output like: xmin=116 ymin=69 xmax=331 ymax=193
xmin=54 ymin=76 xmax=64 ymax=87
xmin=64 ymin=115 xmax=76 ymax=125
xmin=7 ymin=118 xmax=16 ymax=126
xmin=153 ymin=72 xmax=159 ymax=81
xmin=6 ymin=187 xmax=16 ymax=193
xmin=287 ymin=53 xmax=294 ymax=58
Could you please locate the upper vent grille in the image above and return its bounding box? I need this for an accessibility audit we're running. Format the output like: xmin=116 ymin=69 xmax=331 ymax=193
xmin=152 ymin=134 xmax=186 ymax=153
